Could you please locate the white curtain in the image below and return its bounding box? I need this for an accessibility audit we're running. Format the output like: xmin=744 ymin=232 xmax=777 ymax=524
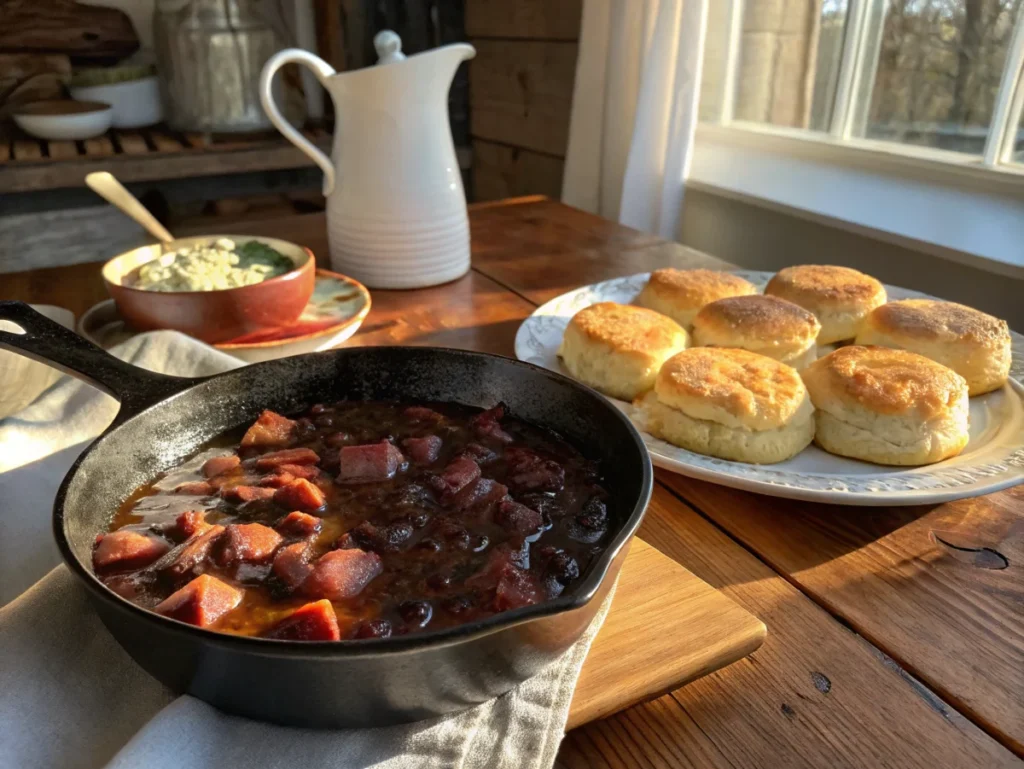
xmin=562 ymin=0 xmax=708 ymax=241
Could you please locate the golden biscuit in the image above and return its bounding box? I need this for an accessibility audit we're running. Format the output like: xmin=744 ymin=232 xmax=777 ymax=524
xmin=856 ymin=299 xmax=1010 ymax=396
xmin=765 ymin=265 xmax=886 ymax=344
xmin=559 ymin=302 xmax=689 ymax=400
xmin=635 ymin=268 xmax=757 ymax=329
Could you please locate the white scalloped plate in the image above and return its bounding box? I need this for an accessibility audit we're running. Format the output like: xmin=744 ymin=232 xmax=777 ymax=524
xmin=515 ymin=271 xmax=1024 ymax=506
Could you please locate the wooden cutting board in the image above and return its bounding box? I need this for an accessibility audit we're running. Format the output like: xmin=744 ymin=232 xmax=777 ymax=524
xmin=568 ymin=538 xmax=766 ymax=729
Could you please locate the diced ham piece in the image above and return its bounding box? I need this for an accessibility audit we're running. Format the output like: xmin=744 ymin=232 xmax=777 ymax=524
xmin=494 ymin=499 xmax=544 ymax=538
xmin=469 ymin=404 xmax=514 ymax=444
xmin=272 ymin=542 xmax=314 ymax=589
xmin=404 ymin=406 xmax=444 ymax=423
xmin=452 ymin=478 xmax=508 ymax=512
xmin=255 ymin=448 xmax=320 ymax=470
xmin=221 ymin=485 xmax=277 ymax=503
xmin=470 ymin=546 xmax=542 ymax=611
xmin=459 ymin=443 xmax=497 ymax=464
xmin=402 ymin=435 xmax=443 ymax=465
xmin=505 ymin=447 xmax=565 ymax=493
xmin=167 ymin=510 xmax=211 ymax=541
xmin=155 ymin=574 xmax=243 ymax=628
xmin=264 ymin=599 xmax=341 ymax=641
xmin=276 ymin=463 xmax=320 ymax=480
xmin=174 ymin=481 xmax=214 ymax=496
xmin=153 ymin=525 xmax=225 ymax=584
xmin=93 ymin=530 xmax=169 ymax=571
xmin=217 ymin=523 xmax=283 ymax=565
xmin=277 ymin=511 xmax=323 ymax=537
xmin=273 ymin=478 xmax=326 ymax=511
xmin=494 ymin=564 xmax=544 ymax=611
xmin=428 ymin=456 xmax=480 ymax=505
xmin=259 ymin=472 xmax=296 ymax=488
xmin=336 ymin=441 xmax=405 ymax=484
xmin=303 ymin=548 xmax=382 ymax=600
xmin=240 ymin=410 xmax=297 ymax=448
xmin=202 ymin=455 xmax=240 ymax=478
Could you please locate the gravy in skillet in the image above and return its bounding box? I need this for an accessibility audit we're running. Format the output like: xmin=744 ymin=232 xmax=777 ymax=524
xmin=92 ymin=402 xmax=610 ymax=641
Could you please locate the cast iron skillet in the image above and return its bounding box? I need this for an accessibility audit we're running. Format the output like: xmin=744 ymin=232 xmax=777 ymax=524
xmin=0 ymin=301 xmax=653 ymax=728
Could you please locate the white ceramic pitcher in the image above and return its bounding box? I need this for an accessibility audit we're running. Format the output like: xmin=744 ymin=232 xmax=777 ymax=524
xmin=260 ymin=32 xmax=475 ymax=289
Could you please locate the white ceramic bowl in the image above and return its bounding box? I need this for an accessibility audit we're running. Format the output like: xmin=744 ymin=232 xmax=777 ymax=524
xmin=13 ymin=101 xmax=113 ymax=141
xmin=70 ymin=76 xmax=163 ymax=129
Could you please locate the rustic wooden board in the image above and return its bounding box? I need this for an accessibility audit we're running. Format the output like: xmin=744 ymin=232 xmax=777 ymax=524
xmin=183 ymin=133 xmax=209 ymax=149
xmin=115 ymin=131 xmax=149 ymax=155
xmin=0 ymin=136 xmax=332 ymax=194
xmin=11 ymin=139 xmax=43 ymax=161
xmin=469 ymin=196 xmax=732 ymax=303
xmin=556 ymin=491 xmax=1024 ymax=768
xmin=569 ymin=539 xmax=765 ymax=730
xmin=313 ymin=0 xmax=345 ymax=72
xmin=0 ymin=0 xmax=138 ymax=58
xmin=658 ymin=473 xmax=1024 ymax=756
xmin=148 ymin=131 xmax=186 ymax=153
xmin=466 ymin=0 xmax=582 ymax=40
xmin=472 ymin=140 xmax=566 ymax=202
xmin=12 ymin=204 xmax=1022 ymax=767
xmin=465 ymin=197 xmax=1024 ymax=766
xmin=82 ymin=136 xmax=115 ymax=157
xmin=47 ymin=140 xmax=78 ymax=160
xmin=0 ymin=53 xmax=70 ymax=106
xmin=470 ymin=40 xmax=579 ymax=156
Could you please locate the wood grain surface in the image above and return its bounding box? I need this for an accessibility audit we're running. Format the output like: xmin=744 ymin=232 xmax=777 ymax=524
xmin=4 ymin=199 xmax=1023 ymax=767
xmin=467 ymin=197 xmax=1024 ymax=762
xmin=0 ymin=135 xmax=332 ymax=195
xmin=3 ymin=216 xmax=765 ymax=740
xmin=0 ymin=0 xmax=138 ymax=58
xmin=465 ymin=0 xmax=582 ymax=40
xmin=469 ymin=40 xmax=579 ymax=156
xmin=658 ymin=472 xmax=1024 ymax=755
xmin=472 ymin=140 xmax=566 ymax=202
xmin=569 ymin=539 xmax=765 ymax=731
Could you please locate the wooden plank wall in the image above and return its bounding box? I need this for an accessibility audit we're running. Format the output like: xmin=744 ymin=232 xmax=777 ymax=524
xmin=466 ymin=0 xmax=582 ymax=202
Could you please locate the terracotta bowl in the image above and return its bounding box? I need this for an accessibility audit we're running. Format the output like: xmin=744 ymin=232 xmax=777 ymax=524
xmin=103 ymin=235 xmax=316 ymax=344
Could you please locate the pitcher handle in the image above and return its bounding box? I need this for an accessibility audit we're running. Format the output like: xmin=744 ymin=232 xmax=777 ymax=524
xmin=260 ymin=49 xmax=337 ymax=196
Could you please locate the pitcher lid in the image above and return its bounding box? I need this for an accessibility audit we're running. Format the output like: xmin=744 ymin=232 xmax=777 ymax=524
xmin=374 ymin=30 xmax=407 ymax=65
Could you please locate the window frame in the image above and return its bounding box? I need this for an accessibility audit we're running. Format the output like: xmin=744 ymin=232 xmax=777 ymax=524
xmin=692 ymin=0 xmax=1024 ymax=274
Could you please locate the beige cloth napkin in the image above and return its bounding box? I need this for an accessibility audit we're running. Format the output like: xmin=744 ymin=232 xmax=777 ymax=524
xmin=0 ymin=331 xmax=611 ymax=769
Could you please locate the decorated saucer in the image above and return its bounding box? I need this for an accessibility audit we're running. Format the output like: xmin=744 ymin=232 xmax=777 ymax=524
xmin=79 ymin=269 xmax=371 ymax=363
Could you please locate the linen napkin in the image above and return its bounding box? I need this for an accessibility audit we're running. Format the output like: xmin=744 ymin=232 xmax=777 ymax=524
xmin=0 ymin=331 xmax=612 ymax=769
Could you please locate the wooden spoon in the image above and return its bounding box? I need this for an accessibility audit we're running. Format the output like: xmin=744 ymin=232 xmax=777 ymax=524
xmin=85 ymin=171 xmax=174 ymax=244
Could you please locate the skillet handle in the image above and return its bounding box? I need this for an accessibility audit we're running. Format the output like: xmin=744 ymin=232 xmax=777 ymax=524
xmin=0 ymin=301 xmax=198 ymax=421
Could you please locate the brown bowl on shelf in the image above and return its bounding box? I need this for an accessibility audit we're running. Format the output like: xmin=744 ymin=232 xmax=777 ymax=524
xmin=102 ymin=235 xmax=316 ymax=344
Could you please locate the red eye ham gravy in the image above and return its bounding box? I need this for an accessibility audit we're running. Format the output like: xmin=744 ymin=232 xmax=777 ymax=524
xmin=95 ymin=401 xmax=611 ymax=641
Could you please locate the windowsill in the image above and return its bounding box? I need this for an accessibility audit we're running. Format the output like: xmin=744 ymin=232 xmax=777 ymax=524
xmin=689 ymin=123 xmax=1024 ymax=280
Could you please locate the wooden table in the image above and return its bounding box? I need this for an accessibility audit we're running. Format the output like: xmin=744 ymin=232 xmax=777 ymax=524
xmin=5 ymin=196 xmax=1022 ymax=769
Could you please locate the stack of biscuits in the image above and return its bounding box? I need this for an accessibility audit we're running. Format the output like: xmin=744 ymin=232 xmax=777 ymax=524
xmin=559 ymin=265 xmax=1012 ymax=467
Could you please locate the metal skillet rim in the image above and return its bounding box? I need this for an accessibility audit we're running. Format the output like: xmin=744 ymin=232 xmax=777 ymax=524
xmin=52 ymin=346 xmax=655 ymax=657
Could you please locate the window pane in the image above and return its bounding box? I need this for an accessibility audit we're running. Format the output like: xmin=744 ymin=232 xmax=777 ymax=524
xmin=700 ymin=1 xmax=849 ymax=130
xmin=860 ymin=0 xmax=1021 ymax=154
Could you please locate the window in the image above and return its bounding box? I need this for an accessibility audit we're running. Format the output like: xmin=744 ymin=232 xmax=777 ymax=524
xmin=700 ymin=0 xmax=1024 ymax=169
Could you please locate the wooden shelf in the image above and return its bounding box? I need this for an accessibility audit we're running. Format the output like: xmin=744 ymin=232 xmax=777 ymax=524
xmin=0 ymin=127 xmax=333 ymax=194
